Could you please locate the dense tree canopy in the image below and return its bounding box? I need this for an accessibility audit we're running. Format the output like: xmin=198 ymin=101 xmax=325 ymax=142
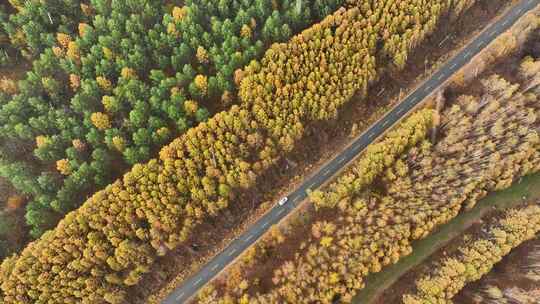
xmin=0 ymin=0 xmax=348 ymax=237
xmin=0 ymin=0 xmax=497 ymax=302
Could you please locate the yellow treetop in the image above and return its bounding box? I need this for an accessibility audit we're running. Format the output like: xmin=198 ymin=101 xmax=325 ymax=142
xmin=170 ymin=86 xmax=181 ymax=97
xmin=102 ymin=47 xmax=114 ymax=60
xmin=112 ymin=136 xmax=126 ymax=152
xmin=56 ymin=159 xmax=72 ymax=175
xmin=240 ymin=24 xmax=252 ymax=39
xmin=184 ymin=100 xmax=198 ymax=115
xmin=320 ymin=236 xmax=333 ymax=247
xmin=56 ymin=33 xmax=71 ymax=48
xmin=0 ymin=77 xmax=18 ymax=95
xmin=238 ymin=280 xmax=249 ymax=290
xmin=66 ymin=41 xmax=80 ymax=62
xmin=121 ymin=67 xmax=137 ymax=79
xmin=10 ymin=29 xmax=25 ymax=47
xmin=196 ymin=46 xmax=209 ymax=64
xmin=194 ymin=74 xmax=208 ymax=95
xmin=96 ymin=76 xmax=112 ymax=92
xmin=172 ymin=6 xmax=187 ymax=21
xmin=35 ymin=135 xmax=49 ymax=148
xmin=238 ymin=295 xmax=250 ymax=304
xmin=167 ymin=23 xmax=178 ymax=36
xmin=101 ymin=95 xmax=117 ymax=112
xmin=52 ymin=46 xmax=65 ymax=58
xmin=69 ymin=74 xmax=80 ymax=91
xmin=91 ymin=112 xmax=112 ymax=130
xmin=328 ymin=272 xmax=340 ymax=284
xmin=156 ymin=127 xmax=170 ymax=138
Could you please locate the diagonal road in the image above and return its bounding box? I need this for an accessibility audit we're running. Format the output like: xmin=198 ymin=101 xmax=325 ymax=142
xmin=164 ymin=0 xmax=539 ymax=302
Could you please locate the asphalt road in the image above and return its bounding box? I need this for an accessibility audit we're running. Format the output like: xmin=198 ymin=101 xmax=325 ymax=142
xmin=164 ymin=1 xmax=539 ymax=302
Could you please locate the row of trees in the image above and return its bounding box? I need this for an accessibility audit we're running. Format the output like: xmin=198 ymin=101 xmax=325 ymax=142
xmin=240 ymin=0 xmax=438 ymax=136
xmin=468 ymin=285 xmax=540 ymax=303
xmin=0 ymin=0 xmax=346 ymax=237
xmin=0 ymin=0 xmax=485 ymax=302
xmin=197 ymin=110 xmax=436 ymax=304
xmin=309 ymin=55 xmax=540 ymax=210
xmin=197 ymin=65 xmax=540 ymax=303
xmin=310 ymin=109 xmax=435 ymax=208
xmin=382 ymin=72 xmax=540 ymax=239
xmin=459 ymin=240 xmax=540 ymax=303
xmin=402 ymin=204 xmax=540 ymax=304
xmin=238 ymin=0 xmax=479 ymax=150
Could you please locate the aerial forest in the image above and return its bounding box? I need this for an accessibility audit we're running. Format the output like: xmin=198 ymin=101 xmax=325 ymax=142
xmin=197 ymin=55 xmax=540 ymax=303
xmin=0 ymin=0 xmax=533 ymax=303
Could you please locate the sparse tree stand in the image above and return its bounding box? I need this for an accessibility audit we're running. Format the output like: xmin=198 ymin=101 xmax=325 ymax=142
xmin=3 ymin=0 xmax=90 ymax=57
xmin=403 ymin=204 xmax=540 ymax=304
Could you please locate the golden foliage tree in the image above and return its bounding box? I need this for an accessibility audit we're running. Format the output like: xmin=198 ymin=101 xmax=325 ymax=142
xmin=91 ymin=112 xmax=112 ymax=130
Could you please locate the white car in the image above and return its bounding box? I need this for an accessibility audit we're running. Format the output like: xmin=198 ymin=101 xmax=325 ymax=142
xmin=278 ymin=197 xmax=288 ymax=206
